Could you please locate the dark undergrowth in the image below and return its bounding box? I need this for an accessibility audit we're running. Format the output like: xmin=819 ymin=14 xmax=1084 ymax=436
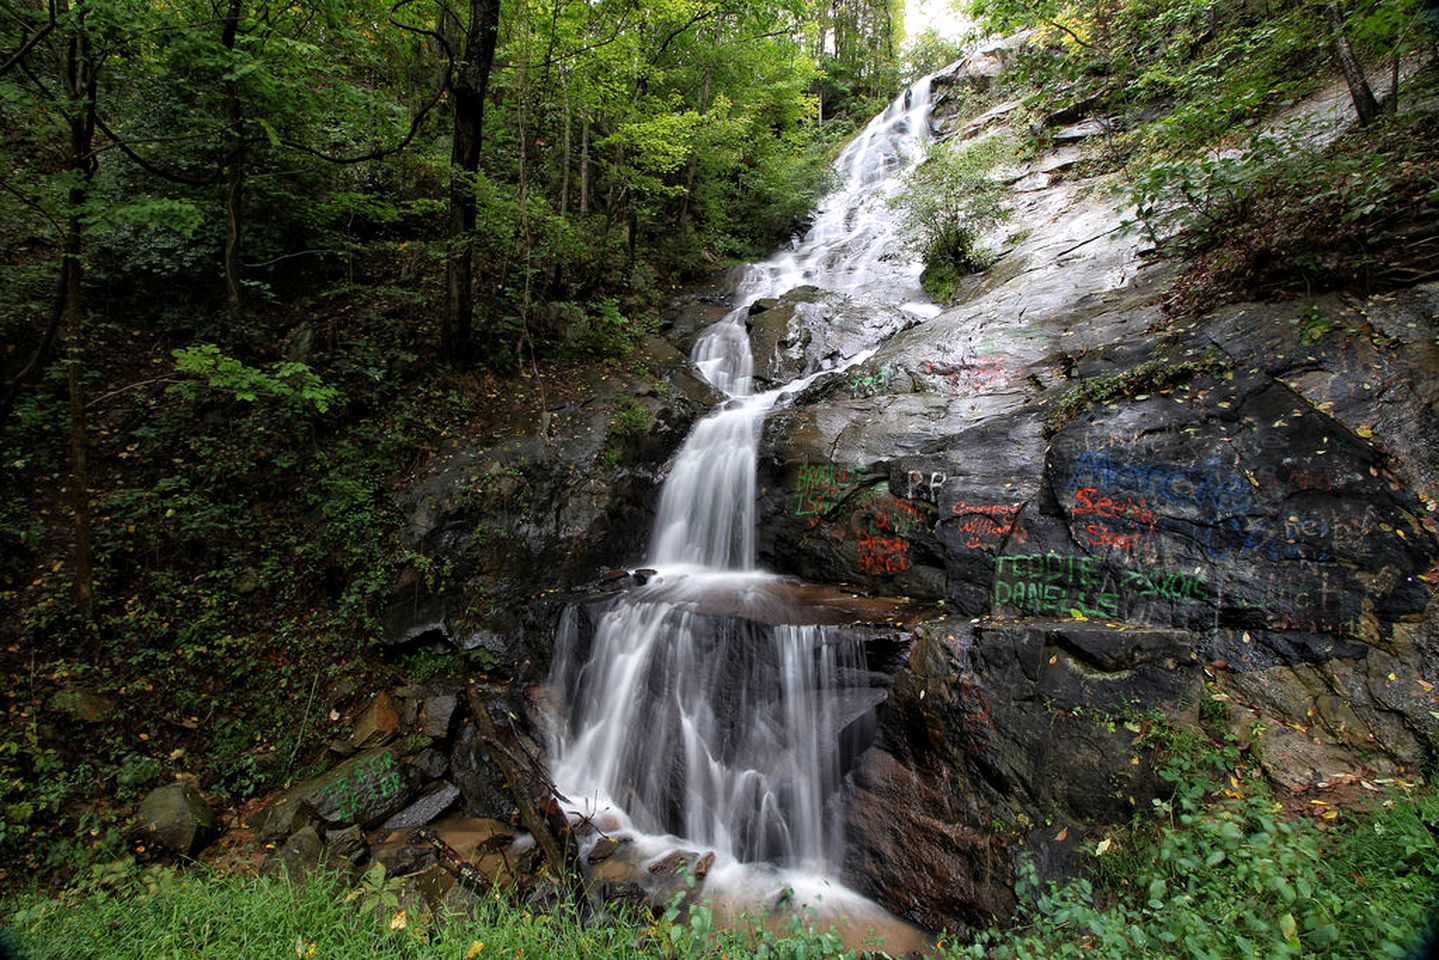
xmin=1125 ymin=66 xmax=1439 ymax=320
xmin=0 ymin=247 xmax=667 ymax=890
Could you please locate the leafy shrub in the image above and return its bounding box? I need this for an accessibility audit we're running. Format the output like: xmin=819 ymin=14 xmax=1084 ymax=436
xmin=171 ymin=344 xmax=340 ymax=413
xmin=947 ymin=736 xmax=1439 ymax=959
xmin=1134 ymin=108 xmax=1439 ymax=314
xmin=891 ymin=135 xmax=1014 ymax=301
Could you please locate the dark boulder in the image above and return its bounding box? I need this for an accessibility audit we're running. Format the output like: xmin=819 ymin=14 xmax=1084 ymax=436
xmin=135 ymin=782 xmax=221 ymax=857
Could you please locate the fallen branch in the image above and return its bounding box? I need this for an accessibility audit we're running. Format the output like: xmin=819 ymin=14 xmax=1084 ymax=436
xmin=464 ymin=683 xmax=573 ymax=883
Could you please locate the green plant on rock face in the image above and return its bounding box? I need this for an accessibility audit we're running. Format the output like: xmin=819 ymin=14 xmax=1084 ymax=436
xmin=890 ymin=135 xmax=1015 ymax=302
xmin=346 ymin=861 xmax=406 ymax=918
xmin=557 ymin=298 xmax=659 ymax=362
xmin=1042 ymin=351 xmax=1227 ymax=435
xmin=600 ymin=396 xmax=656 ymax=467
xmin=1297 ymin=303 xmax=1337 ymax=344
xmin=608 ymin=396 xmax=653 ymax=441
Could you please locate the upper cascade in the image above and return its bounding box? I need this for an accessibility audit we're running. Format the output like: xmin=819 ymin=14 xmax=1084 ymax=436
xmin=647 ymin=75 xmax=939 ymax=570
xmin=732 ymin=74 xmax=938 ymax=315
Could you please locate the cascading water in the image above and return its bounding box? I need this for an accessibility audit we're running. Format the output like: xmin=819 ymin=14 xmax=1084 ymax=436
xmin=549 ymin=73 xmax=940 ymax=897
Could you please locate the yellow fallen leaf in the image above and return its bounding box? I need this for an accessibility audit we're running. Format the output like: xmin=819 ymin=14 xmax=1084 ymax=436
xmin=1095 ymin=838 xmax=1112 ymax=856
xmin=1356 ymin=425 xmax=1373 ymax=438
xmin=389 ymin=910 xmax=408 ymax=931
xmin=465 ymin=943 xmax=486 ymax=959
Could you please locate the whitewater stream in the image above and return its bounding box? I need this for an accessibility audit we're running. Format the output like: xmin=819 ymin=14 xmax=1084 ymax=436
xmin=547 ymin=75 xmax=942 ymax=947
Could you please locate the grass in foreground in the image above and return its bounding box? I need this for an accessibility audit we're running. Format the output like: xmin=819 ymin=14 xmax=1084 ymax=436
xmin=1 ymin=862 xmax=854 ymax=960
xmin=4 ymin=763 xmax=1437 ymax=960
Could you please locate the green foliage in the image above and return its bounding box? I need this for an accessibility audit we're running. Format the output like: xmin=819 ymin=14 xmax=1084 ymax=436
xmin=891 ymin=135 xmax=1014 ymax=301
xmin=661 ymin=894 xmax=856 ymax=960
xmin=901 ymin=29 xmax=968 ymax=81
xmin=1131 ymin=105 xmax=1439 ymax=313
xmin=601 ymin=396 xmax=657 ymax=466
xmin=170 ymin=344 xmax=340 ymax=413
xmin=556 ymin=299 xmax=656 ymax=361
xmin=608 ymin=396 xmax=655 ymax=441
xmin=967 ymin=0 xmax=1429 ymax=182
xmin=947 ymin=743 xmax=1439 ymax=960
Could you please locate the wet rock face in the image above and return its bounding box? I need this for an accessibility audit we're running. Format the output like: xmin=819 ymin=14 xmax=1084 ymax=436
xmin=379 ymin=335 xmax=718 ymax=677
xmin=755 ymin=285 xmax=1439 ymax=761
xmin=552 ymin=589 xmax=893 ymax=849
xmin=746 ymin=287 xmax=914 ymax=386
xmin=751 ymin=280 xmax=1439 ymax=930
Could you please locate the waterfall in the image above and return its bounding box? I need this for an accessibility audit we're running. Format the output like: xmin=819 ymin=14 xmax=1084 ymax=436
xmin=550 ymin=74 xmax=939 ymax=880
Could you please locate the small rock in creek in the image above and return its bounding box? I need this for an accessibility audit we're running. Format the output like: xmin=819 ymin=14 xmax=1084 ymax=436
xmin=350 ymin=692 xmax=401 ymax=748
xmin=647 ymin=850 xmax=699 ymax=877
xmin=587 ymin=835 xmax=632 ymax=863
xmin=381 ymin=783 xmax=462 ymax=830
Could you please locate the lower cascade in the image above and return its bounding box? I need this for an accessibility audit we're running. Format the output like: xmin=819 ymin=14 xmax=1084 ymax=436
xmin=546 ymin=73 xmax=940 ymax=937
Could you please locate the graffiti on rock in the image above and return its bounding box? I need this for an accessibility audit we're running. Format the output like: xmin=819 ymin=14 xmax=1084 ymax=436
xmin=1229 ymin=563 xmax=1363 ymax=637
xmin=793 ymin=463 xmax=859 ymax=519
xmin=906 ymin=469 xmax=947 ymax=503
xmin=855 ymin=485 xmax=928 ymax=537
xmin=1195 ymin=507 xmax=1392 ymax=565
xmin=849 ymin=367 xmax=899 ymax=397
xmin=858 ymin=531 xmax=911 ymax=574
xmin=318 ymin=752 xmax=404 ymax=822
xmin=921 ymin=357 xmax=1009 ymax=393
xmin=1071 ymin=486 xmax=1157 ymax=554
xmin=992 ymin=552 xmax=1213 ymax=621
xmin=1064 ymin=448 xmax=1253 ymax=518
xmin=849 ymin=485 xmax=928 ymax=575
xmin=950 ymin=500 xmax=1023 ymax=549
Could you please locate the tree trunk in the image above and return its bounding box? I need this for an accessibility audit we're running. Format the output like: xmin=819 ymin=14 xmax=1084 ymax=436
xmin=58 ymin=0 xmax=98 ymax=626
xmin=559 ymin=85 xmax=571 ymax=215
xmin=578 ymin=115 xmax=589 ymax=216
xmin=442 ymin=0 xmax=502 ymax=366
xmin=221 ymin=0 xmax=245 ymax=332
xmin=64 ymin=226 xmax=93 ymax=628
xmin=1327 ymin=1 xmax=1381 ymax=126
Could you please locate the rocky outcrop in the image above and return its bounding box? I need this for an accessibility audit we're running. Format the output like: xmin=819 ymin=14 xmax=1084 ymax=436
xmin=740 ymin=89 xmax=1439 ymax=927
xmin=321 ymin=53 xmax=1439 ymax=941
xmin=379 ymin=334 xmax=719 ymax=677
xmin=251 ymin=675 xmax=553 ymax=888
xmin=749 ymin=277 xmax=1439 ymax=930
xmin=746 ymin=287 xmax=915 ymax=386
